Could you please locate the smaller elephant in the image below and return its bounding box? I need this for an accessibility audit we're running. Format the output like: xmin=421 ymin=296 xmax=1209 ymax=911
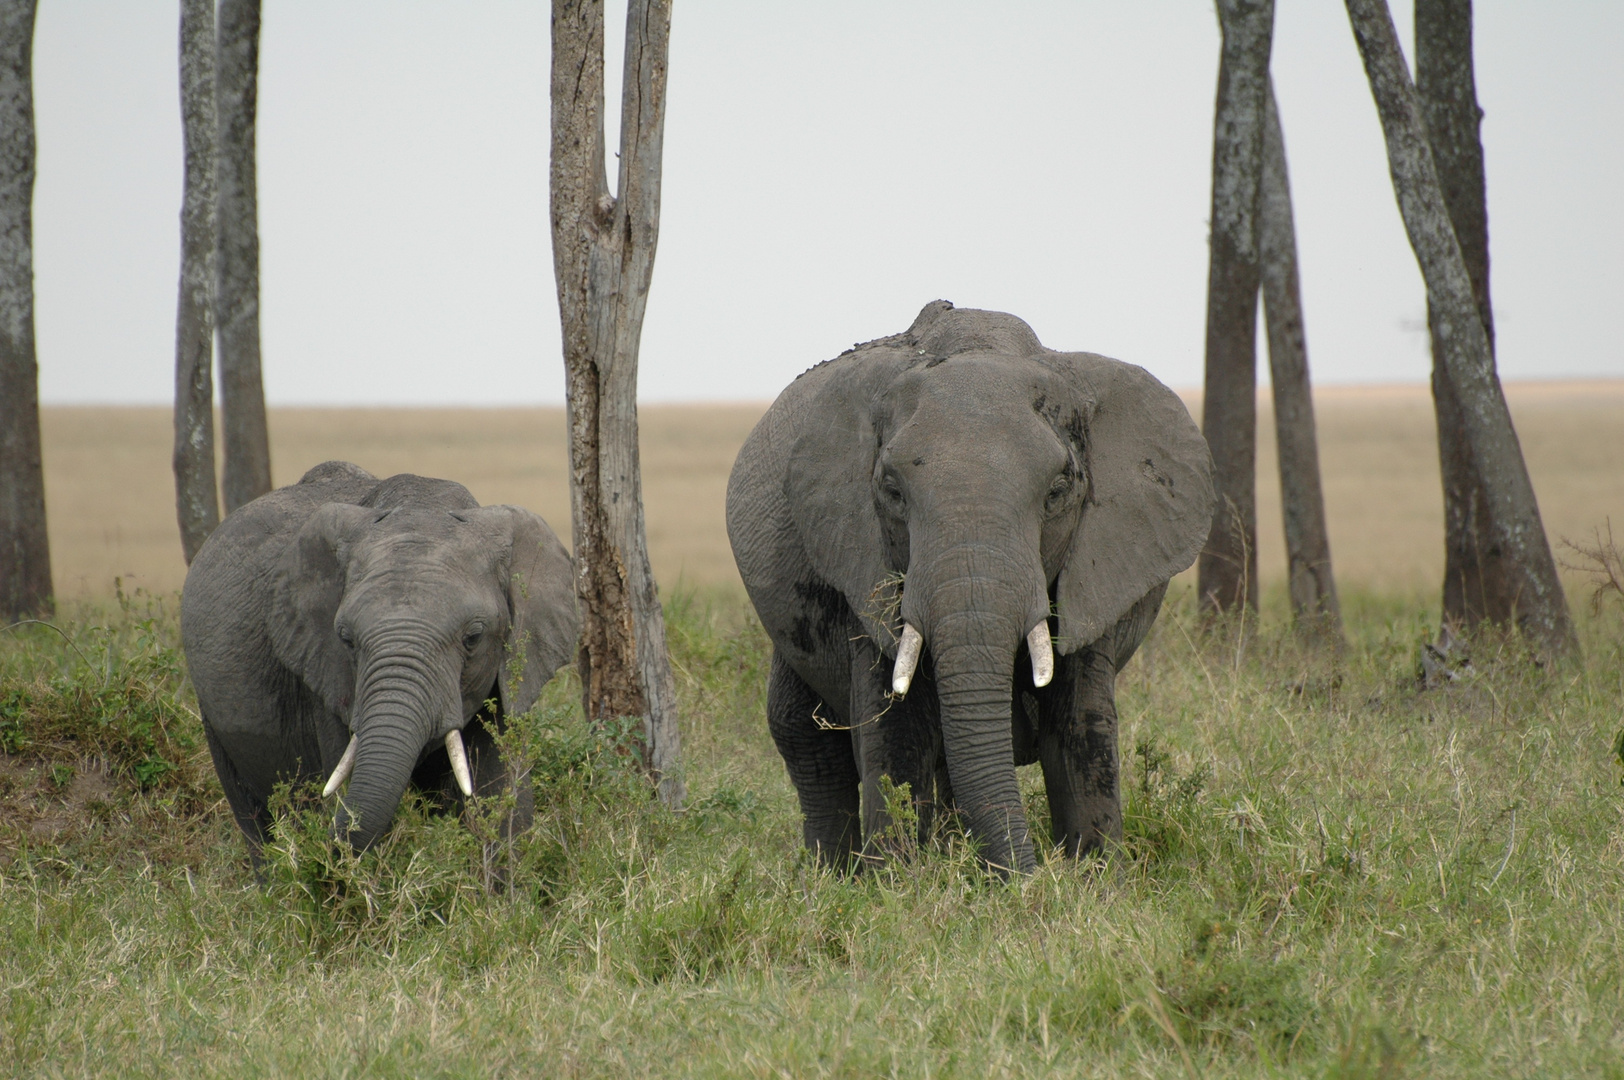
xmin=182 ymin=462 xmax=578 ymax=866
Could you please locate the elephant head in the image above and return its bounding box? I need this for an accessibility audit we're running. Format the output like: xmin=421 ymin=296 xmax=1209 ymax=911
xmin=267 ymin=497 xmax=576 ymax=850
xmin=785 ymin=302 xmax=1213 ymax=872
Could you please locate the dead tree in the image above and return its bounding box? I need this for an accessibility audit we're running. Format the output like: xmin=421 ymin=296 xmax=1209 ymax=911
xmin=1198 ymin=0 xmax=1274 ymax=618
xmin=173 ymin=0 xmax=219 ymax=565
xmin=215 ymin=0 xmax=271 ymax=512
xmin=0 ymin=0 xmax=50 ymax=620
xmin=1345 ymin=0 xmax=1576 ymax=657
xmin=1260 ymin=81 xmax=1342 ymax=642
xmin=1415 ymin=0 xmax=1507 ymax=634
xmin=549 ymin=0 xmax=684 ymax=807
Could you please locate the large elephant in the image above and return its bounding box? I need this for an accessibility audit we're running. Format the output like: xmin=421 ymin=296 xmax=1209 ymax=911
xmin=726 ymin=302 xmax=1213 ymax=874
xmin=181 ymin=462 xmax=578 ymax=866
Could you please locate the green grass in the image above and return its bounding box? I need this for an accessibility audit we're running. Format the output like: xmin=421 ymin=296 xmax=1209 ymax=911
xmin=2 ymin=584 xmax=1622 ymax=1078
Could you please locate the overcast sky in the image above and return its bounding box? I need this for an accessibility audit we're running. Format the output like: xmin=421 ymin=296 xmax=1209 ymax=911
xmin=31 ymin=1 xmax=1623 ymax=405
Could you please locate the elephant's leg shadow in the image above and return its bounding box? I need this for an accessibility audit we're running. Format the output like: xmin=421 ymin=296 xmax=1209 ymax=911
xmin=767 ymin=651 xmax=860 ymax=869
xmin=848 ymin=637 xmax=942 ymax=866
xmin=1034 ymin=645 xmax=1122 ymax=859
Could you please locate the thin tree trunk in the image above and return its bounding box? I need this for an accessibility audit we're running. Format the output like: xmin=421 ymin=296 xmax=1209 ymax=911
xmin=1198 ymin=0 xmax=1274 ymax=618
xmin=1416 ymin=0 xmax=1504 ymax=633
xmin=215 ymin=0 xmax=270 ymax=512
xmin=1259 ymin=80 xmax=1342 ymax=642
xmin=174 ymin=0 xmax=219 ymax=565
xmin=550 ymin=0 xmax=684 ymax=807
xmin=0 ymin=0 xmax=49 ymax=621
xmin=1345 ymin=0 xmax=1576 ymax=657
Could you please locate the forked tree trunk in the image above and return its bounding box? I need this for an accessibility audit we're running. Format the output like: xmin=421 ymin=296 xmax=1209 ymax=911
xmin=549 ymin=0 xmax=684 ymax=807
xmin=1198 ymin=0 xmax=1274 ymax=618
xmin=1345 ymin=0 xmax=1576 ymax=657
xmin=1259 ymin=80 xmax=1342 ymax=642
xmin=0 ymin=0 xmax=50 ymax=621
xmin=173 ymin=0 xmax=219 ymax=565
xmin=1415 ymin=0 xmax=1505 ymax=633
xmin=215 ymin=0 xmax=271 ymax=513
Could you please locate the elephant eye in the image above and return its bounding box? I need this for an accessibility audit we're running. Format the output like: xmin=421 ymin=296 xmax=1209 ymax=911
xmin=463 ymin=625 xmax=486 ymax=651
xmin=335 ymin=624 xmax=354 ymax=647
xmin=1044 ymin=475 xmax=1072 ymax=515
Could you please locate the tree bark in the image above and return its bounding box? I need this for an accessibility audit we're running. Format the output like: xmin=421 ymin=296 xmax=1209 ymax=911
xmin=1259 ymin=80 xmax=1342 ymax=642
xmin=1198 ymin=0 xmax=1274 ymax=618
xmin=0 ymin=0 xmax=50 ymax=621
xmin=550 ymin=0 xmax=684 ymax=807
xmin=1345 ymin=0 xmax=1576 ymax=657
xmin=215 ymin=0 xmax=271 ymax=513
xmin=1415 ymin=0 xmax=1504 ymax=632
xmin=174 ymin=0 xmax=219 ymax=565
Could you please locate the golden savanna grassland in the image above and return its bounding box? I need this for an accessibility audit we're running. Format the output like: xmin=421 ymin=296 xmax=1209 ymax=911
xmin=40 ymin=380 xmax=1624 ymax=603
xmin=10 ymin=382 xmax=1624 ymax=1077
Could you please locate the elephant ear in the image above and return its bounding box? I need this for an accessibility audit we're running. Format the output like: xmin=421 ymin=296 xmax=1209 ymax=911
xmin=268 ymin=502 xmax=376 ymax=717
xmin=784 ymin=346 xmax=922 ymax=656
xmin=1049 ymin=352 xmax=1214 ymax=653
xmin=477 ymin=506 xmax=577 ymax=716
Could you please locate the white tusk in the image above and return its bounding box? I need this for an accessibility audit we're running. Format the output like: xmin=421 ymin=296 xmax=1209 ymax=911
xmin=322 ymin=736 xmax=358 ymax=797
xmin=892 ymin=623 xmax=924 ymax=697
xmin=1028 ymin=621 xmax=1054 ymax=688
xmin=446 ymin=728 xmax=474 ymax=797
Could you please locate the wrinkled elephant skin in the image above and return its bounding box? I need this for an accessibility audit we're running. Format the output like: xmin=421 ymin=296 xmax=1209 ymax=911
xmin=726 ymin=303 xmax=1214 ymax=874
xmin=182 ymin=462 xmax=577 ymax=867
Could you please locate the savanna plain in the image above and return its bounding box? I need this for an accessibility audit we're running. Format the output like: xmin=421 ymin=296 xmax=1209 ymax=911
xmin=5 ymin=383 xmax=1624 ymax=1078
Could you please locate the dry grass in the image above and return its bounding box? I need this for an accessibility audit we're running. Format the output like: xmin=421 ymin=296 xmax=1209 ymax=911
xmin=39 ymin=380 xmax=1624 ymax=601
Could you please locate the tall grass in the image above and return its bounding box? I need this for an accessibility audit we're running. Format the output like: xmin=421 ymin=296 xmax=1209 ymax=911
xmin=2 ymin=585 xmax=1621 ymax=1077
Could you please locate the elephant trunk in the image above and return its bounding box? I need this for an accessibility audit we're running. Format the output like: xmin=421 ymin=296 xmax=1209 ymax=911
xmin=933 ymin=632 xmax=1033 ymax=874
xmin=334 ymin=641 xmax=461 ymax=851
xmin=905 ymin=540 xmax=1048 ymax=875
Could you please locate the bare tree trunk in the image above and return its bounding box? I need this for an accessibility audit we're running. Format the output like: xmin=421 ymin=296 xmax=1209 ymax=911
xmin=215 ymin=0 xmax=270 ymax=512
xmin=1198 ymin=0 xmax=1274 ymax=618
xmin=1345 ymin=0 xmax=1576 ymax=657
xmin=1415 ymin=0 xmax=1506 ymax=633
xmin=174 ymin=0 xmax=219 ymax=565
xmin=0 ymin=0 xmax=49 ymax=621
xmin=550 ymin=0 xmax=684 ymax=807
xmin=1259 ymin=80 xmax=1342 ymax=642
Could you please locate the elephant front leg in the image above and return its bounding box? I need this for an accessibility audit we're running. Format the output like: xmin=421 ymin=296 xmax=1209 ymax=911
xmin=413 ymin=710 xmax=537 ymax=890
xmin=849 ymin=636 xmax=940 ymax=863
xmin=202 ymin=719 xmax=273 ymax=875
xmin=464 ymin=713 xmax=536 ymax=838
xmin=1035 ymin=645 xmax=1122 ymax=858
xmin=413 ymin=708 xmax=535 ymax=835
xmin=767 ymin=651 xmax=860 ymax=868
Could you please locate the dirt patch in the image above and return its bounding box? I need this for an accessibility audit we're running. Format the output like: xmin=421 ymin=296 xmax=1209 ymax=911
xmin=0 ymin=756 xmax=117 ymax=842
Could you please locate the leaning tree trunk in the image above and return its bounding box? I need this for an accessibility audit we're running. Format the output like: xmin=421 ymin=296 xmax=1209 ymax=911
xmin=1198 ymin=0 xmax=1274 ymax=618
xmin=1259 ymin=80 xmax=1342 ymax=642
xmin=549 ymin=0 xmax=684 ymax=807
xmin=1416 ymin=0 xmax=1505 ymax=633
xmin=215 ymin=0 xmax=271 ymax=513
xmin=1345 ymin=0 xmax=1576 ymax=657
xmin=0 ymin=0 xmax=50 ymax=621
xmin=173 ymin=0 xmax=219 ymax=565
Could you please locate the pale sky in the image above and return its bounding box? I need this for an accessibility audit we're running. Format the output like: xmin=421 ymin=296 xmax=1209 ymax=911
xmin=30 ymin=1 xmax=1624 ymax=406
